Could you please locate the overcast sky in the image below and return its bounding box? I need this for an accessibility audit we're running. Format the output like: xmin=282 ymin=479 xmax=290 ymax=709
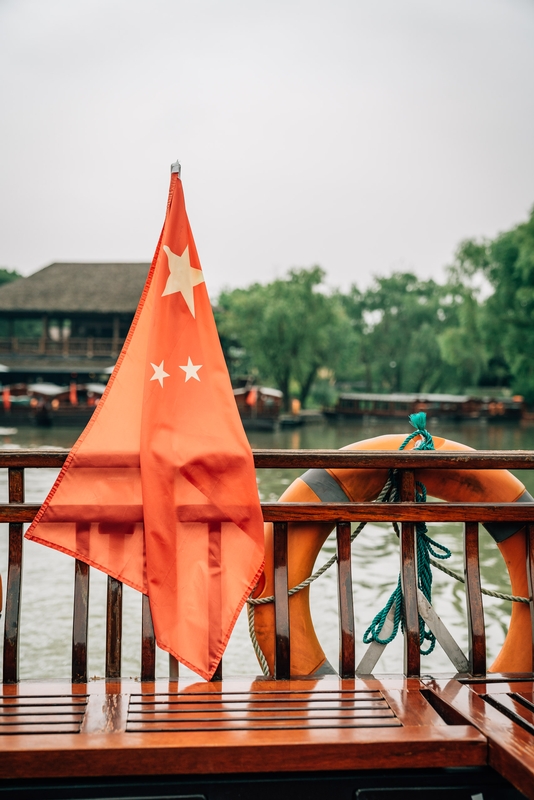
xmin=1 ymin=0 xmax=533 ymax=298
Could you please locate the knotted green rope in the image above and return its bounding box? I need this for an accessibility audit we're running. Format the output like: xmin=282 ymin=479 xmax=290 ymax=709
xmin=362 ymin=412 xmax=451 ymax=654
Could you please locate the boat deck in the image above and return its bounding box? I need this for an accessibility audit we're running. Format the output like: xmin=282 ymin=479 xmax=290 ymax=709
xmin=3 ymin=448 xmax=534 ymax=797
xmin=2 ymin=675 xmax=534 ymax=797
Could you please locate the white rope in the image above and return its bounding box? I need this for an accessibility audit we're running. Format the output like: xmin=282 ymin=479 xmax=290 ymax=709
xmin=246 ymin=470 xmax=531 ymax=677
xmin=430 ymin=558 xmax=530 ymax=603
xmin=247 ymin=476 xmax=396 ymax=673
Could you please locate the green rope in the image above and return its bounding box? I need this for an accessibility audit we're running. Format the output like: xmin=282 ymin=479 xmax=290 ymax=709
xmin=363 ymin=412 xmax=451 ymax=654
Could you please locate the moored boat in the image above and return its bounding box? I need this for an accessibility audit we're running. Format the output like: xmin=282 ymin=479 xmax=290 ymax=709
xmin=233 ymin=384 xmax=283 ymax=430
xmin=326 ymin=391 xmax=524 ymax=422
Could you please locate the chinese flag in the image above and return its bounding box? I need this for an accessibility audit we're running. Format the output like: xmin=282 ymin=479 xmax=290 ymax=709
xmin=25 ymin=166 xmax=265 ymax=680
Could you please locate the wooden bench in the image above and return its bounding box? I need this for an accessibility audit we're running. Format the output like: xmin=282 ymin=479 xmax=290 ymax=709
xmin=1 ymin=449 xmax=534 ymax=798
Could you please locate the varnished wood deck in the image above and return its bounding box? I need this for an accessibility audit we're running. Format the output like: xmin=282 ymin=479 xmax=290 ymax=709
xmin=430 ymin=676 xmax=534 ymax=799
xmin=0 ymin=677 xmax=487 ymax=779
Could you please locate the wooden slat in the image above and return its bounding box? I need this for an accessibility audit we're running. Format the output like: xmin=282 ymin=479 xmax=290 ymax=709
xmin=128 ymin=709 xmax=396 ymax=721
xmin=484 ymin=693 xmax=534 ymax=735
xmin=0 ymin=695 xmax=87 ymax=706
xmin=105 ymin=577 xmax=123 ymax=679
xmin=336 ymin=522 xmax=355 ymax=678
xmin=126 ymin=718 xmax=402 ymax=732
xmin=527 ymin=523 xmax=534 ymax=673
xmin=253 ymin=449 xmax=534 ymax=470
xmin=383 ymin=688 xmax=448 ymax=727
xmin=0 ymin=712 xmax=84 ymax=725
xmin=0 ymin=722 xmax=82 ymax=735
xmin=0 ymin=451 xmax=68 ymax=468
xmin=1 ymin=501 xmax=534 ymax=525
xmin=132 ymin=700 xmax=390 ymax=712
xmin=273 ymin=521 xmax=290 ymax=679
xmin=72 ymin=560 xmax=90 ymax=683
xmin=260 ymin=502 xmax=534 ymax=523
xmin=141 ymin=595 xmax=156 ymax=683
xmin=0 ymin=504 xmax=40 ymax=522
xmin=399 ymin=469 xmax=420 ymax=677
xmin=0 ymin=704 xmax=85 ymax=715
xmin=130 ymin=691 xmax=386 ymax=706
xmin=464 ymin=522 xmax=486 ymax=676
xmin=2 ymin=447 xmax=534 ymax=470
xmin=0 ymin=501 xmax=530 ymax=524
xmin=3 ymin=447 xmax=534 ymax=470
xmin=2 ymin=468 xmax=24 ymax=684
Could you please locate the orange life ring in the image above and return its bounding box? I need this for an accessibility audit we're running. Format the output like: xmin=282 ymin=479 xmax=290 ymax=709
xmin=253 ymin=433 xmax=533 ymax=676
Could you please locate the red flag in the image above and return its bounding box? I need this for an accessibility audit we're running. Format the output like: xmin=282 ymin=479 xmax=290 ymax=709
xmin=25 ymin=167 xmax=265 ymax=679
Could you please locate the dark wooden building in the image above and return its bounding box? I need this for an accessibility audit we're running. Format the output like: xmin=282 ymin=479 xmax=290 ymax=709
xmin=0 ymin=262 xmax=149 ymax=384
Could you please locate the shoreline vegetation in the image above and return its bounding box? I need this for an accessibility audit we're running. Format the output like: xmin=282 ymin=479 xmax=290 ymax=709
xmin=215 ymin=207 xmax=534 ymax=412
xmin=1 ymin=207 xmax=533 ymax=416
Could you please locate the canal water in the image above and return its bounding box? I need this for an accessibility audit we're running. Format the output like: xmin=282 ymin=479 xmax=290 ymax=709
xmin=2 ymin=417 xmax=534 ymax=681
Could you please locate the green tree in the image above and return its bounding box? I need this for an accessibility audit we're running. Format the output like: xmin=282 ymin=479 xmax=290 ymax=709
xmin=452 ymin=207 xmax=534 ymax=400
xmin=217 ymin=267 xmax=355 ymax=410
xmin=437 ymin=290 xmax=487 ymax=390
xmin=342 ymin=272 xmax=462 ymax=393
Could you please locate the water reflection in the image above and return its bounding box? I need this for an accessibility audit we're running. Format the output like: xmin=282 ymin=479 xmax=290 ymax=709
xmin=1 ymin=418 xmax=533 ymax=680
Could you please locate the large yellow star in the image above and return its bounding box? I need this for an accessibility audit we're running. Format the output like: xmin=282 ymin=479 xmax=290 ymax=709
xmin=161 ymin=244 xmax=205 ymax=318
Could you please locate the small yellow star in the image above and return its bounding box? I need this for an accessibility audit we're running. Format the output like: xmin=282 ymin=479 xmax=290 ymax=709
xmin=162 ymin=244 xmax=205 ymax=318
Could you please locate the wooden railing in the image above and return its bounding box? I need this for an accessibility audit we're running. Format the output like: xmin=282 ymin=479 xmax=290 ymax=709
xmin=2 ymin=449 xmax=534 ymax=684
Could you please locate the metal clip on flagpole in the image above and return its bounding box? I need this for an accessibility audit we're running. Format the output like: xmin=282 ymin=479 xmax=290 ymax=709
xmin=171 ymin=159 xmax=181 ymax=176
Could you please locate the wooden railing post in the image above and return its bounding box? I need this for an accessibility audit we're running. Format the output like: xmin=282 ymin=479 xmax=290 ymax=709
xmin=169 ymin=654 xmax=179 ymax=679
xmin=464 ymin=522 xmax=486 ymax=676
xmin=105 ymin=577 xmax=123 ymax=679
xmin=210 ymin=659 xmax=223 ymax=681
xmin=336 ymin=521 xmax=355 ymax=678
xmin=2 ymin=468 xmax=24 ymax=683
xmin=72 ymin=559 xmax=90 ymax=683
xmin=273 ymin=521 xmax=290 ymax=679
xmin=399 ymin=469 xmax=420 ymax=677
xmin=141 ymin=594 xmax=156 ymax=682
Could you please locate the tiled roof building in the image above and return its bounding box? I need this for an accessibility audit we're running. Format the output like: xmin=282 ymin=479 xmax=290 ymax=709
xmin=0 ymin=262 xmax=150 ymax=382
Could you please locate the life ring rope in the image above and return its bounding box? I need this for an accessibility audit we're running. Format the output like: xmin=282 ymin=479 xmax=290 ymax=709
xmin=250 ymin=415 xmax=454 ymax=665
xmin=250 ymin=413 xmax=531 ymax=677
xmin=248 ymin=474 xmax=393 ymax=607
xmin=247 ymin=474 xmax=397 ymax=676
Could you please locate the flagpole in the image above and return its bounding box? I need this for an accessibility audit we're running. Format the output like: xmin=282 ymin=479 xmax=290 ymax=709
xmin=171 ymin=159 xmax=181 ymax=176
